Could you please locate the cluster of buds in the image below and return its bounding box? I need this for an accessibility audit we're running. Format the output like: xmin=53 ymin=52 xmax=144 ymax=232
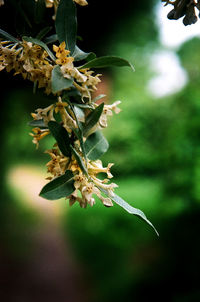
xmin=162 ymin=0 xmax=200 ymax=25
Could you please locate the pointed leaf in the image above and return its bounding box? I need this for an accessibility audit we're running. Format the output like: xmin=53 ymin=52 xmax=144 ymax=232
xmin=29 ymin=119 xmax=47 ymax=128
xmin=84 ymin=131 xmax=109 ymax=160
xmin=40 ymin=170 xmax=75 ymax=200
xmin=36 ymin=26 xmax=52 ymax=40
xmin=44 ymin=34 xmax=58 ymax=45
xmin=0 ymin=29 xmax=19 ymax=43
xmin=83 ymin=103 xmax=104 ymax=137
xmin=100 ymin=188 xmax=159 ymax=236
xmin=79 ymin=56 xmax=134 ymax=71
xmin=55 ymin=0 xmax=77 ymax=53
xmin=48 ymin=121 xmax=71 ymax=157
xmin=51 ymin=65 xmax=73 ymax=93
xmin=23 ymin=36 xmax=56 ymax=61
xmin=73 ymin=45 xmax=96 ymax=62
xmin=71 ymin=146 xmax=88 ymax=175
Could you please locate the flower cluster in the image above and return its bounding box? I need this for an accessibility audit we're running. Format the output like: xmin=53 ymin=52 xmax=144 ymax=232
xmin=30 ymin=96 xmax=121 ymax=208
xmin=0 ymin=40 xmax=101 ymax=97
xmin=0 ymin=0 xmax=159 ymax=234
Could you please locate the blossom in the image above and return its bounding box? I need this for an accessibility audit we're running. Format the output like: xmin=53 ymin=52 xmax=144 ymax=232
xmin=45 ymin=148 xmax=69 ymax=178
xmin=98 ymin=100 xmax=121 ymax=128
xmin=74 ymin=0 xmax=88 ymax=6
xmin=30 ymin=128 xmax=50 ymax=148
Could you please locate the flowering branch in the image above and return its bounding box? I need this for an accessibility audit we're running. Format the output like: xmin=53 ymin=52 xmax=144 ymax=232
xmin=0 ymin=0 xmax=158 ymax=235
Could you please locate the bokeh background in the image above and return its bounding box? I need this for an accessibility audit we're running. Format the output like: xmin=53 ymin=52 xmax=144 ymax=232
xmin=1 ymin=0 xmax=200 ymax=301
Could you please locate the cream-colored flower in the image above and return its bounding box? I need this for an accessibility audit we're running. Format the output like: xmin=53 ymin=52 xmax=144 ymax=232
xmin=74 ymin=0 xmax=88 ymax=6
xmin=98 ymin=100 xmax=121 ymax=128
xmin=30 ymin=128 xmax=50 ymax=148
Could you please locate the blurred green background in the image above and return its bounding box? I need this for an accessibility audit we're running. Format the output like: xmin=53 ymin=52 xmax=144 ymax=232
xmin=1 ymin=0 xmax=200 ymax=301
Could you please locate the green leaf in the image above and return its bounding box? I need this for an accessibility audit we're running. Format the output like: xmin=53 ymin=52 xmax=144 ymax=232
xmin=44 ymin=34 xmax=58 ymax=45
xmin=39 ymin=170 xmax=75 ymax=200
xmin=73 ymin=46 xmax=96 ymax=62
xmin=83 ymin=103 xmax=104 ymax=137
xmin=29 ymin=119 xmax=47 ymax=128
xmin=92 ymin=94 xmax=106 ymax=102
xmin=0 ymin=29 xmax=19 ymax=43
xmin=100 ymin=188 xmax=159 ymax=236
xmin=84 ymin=131 xmax=109 ymax=160
xmin=79 ymin=56 xmax=135 ymax=71
xmin=36 ymin=26 xmax=52 ymax=40
xmin=23 ymin=36 xmax=56 ymax=61
xmin=55 ymin=0 xmax=77 ymax=53
xmin=51 ymin=65 xmax=73 ymax=93
xmin=48 ymin=121 xmax=71 ymax=157
xmin=71 ymin=146 xmax=88 ymax=175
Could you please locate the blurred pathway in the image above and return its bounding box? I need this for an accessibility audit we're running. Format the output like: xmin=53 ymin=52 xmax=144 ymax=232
xmin=5 ymin=165 xmax=88 ymax=302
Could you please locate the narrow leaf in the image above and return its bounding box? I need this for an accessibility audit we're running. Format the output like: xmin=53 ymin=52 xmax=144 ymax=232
xmin=29 ymin=119 xmax=47 ymax=128
xmin=48 ymin=121 xmax=71 ymax=157
xmin=55 ymin=0 xmax=77 ymax=53
xmin=36 ymin=26 xmax=52 ymax=40
xmin=23 ymin=36 xmax=56 ymax=61
xmin=73 ymin=45 xmax=96 ymax=62
xmin=100 ymin=188 xmax=159 ymax=236
xmin=39 ymin=170 xmax=75 ymax=200
xmin=0 ymin=29 xmax=19 ymax=43
xmin=51 ymin=65 xmax=73 ymax=93
xmin=83 ymin=103 xmax=104 ymax=137
xmin=92 ymin=94 xmax=106 ymax=102
xmin=71 ymin=146 xmax=88 ymax=175
xmin=84 ymin=131 xmax=109 ymax=160
xmin=44 ymin=34 xmax=58 ymax=45
xmin=79 ymin=56 xmax=135 ymax=71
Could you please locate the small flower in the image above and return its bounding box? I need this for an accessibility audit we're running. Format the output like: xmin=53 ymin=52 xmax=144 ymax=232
xmin=30 ymin=128 xmax=50 ymax=148
xmin=74 ymin=0 xmax=88 ymax=6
